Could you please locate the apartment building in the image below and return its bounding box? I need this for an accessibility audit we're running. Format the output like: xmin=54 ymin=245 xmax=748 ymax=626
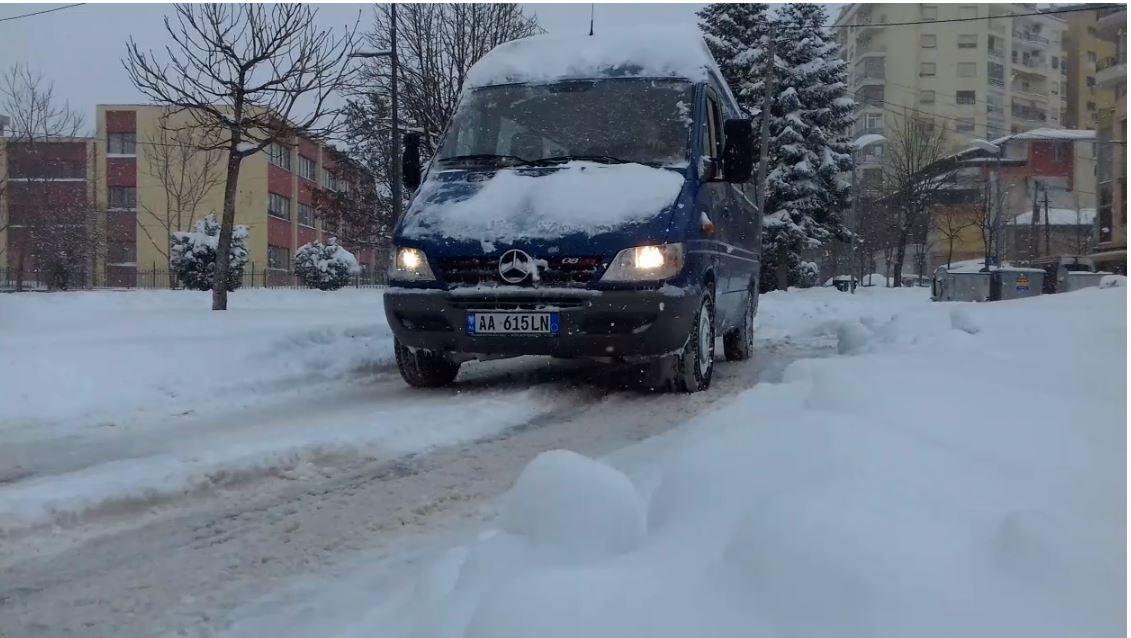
xmin=1092 ymin=6 xmax=1126 ymax=272
xmin=1062 ymin=7 xmax=1118 ymax=130
xmin=0 ymin=136 xmax=99 ymax=288
xmin=94 ymin=104 xmax=378 ymax=287
xmin=836 ymin=3 xmax=1070 ymax=188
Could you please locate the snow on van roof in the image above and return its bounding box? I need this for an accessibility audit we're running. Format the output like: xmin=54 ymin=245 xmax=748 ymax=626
xmin=465 ymin=27 xmax=725 ymax=90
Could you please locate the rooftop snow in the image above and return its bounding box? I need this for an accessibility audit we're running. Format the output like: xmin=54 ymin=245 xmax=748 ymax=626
xmin=992 ymin=128 xmax=1096 ymax=144
xmin=464 ymin=27 xmax=725 ymax=89
xmin=1007 ymin=208 xmax=1097 ymax=225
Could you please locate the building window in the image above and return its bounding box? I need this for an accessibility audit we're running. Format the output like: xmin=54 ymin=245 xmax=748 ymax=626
xmin=298 ymin=155 xmax=317 ymax=181
xmin=921 ymin=34 xmax=937 ymax=48
xmin=321 ymin=167 xmax=337 ymax=191
xmin=921 ymin=5 xmax=937 ymax=20
xmin=957 ymin=118 xmax=976 ymax=134
xmin=298 ymin=203 xmax=315 ymax=227
xmin=1087 ymin=51 xmax=1098 ymax=63
xmin=920 ymin=90 xmax=936 ymax=104
xmin=957 ymin=62 xmax=976 ymax=77
xmin=988 ymin=61 xmax=1005 ymax=86
xmin=268 ymin=192 xmax=291 ymax=220
xmin=1051 ymin=56 xmax=1059 ymax=70
xmin=1087 ymin=101 xmax=1097 ymax=111
xmin=107 ymin=132 xmax=136 ymax=155
xmin=956 ymin=90 xmax=976 ymax=105
xmin=267 ymin=245 xmax=290 ymax=271
xmin=958 ymin=5 xmax=977 ymax=19
xmin=108 ymin=186 xmax=137 ymax=210
xmin=920 ymin=62 xmax=936 ymax=76
xmin=1086 ymin=76 xmax=1096 ymax=88
xmin=958 ymin=34 xmax=978 ymax=49
xmin=1052 ymin=143 xmax=1068 ymax=161
xmin=268 ymin=143 xmax=291 ymax=170
xmin=107 ymin=241 xmax=136 ymax=264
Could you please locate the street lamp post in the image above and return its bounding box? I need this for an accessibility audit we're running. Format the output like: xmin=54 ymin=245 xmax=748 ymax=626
xmin=851 ymin=134 xmax=886 ymax=293
xmin=349 ymin=3 xmax=401 ymax=223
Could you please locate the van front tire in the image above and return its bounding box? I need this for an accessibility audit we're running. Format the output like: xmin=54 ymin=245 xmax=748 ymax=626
xmin=646 ymin=291 xmax=714 ymax=393
xmin=395 ymin=338 xmax=461 ymax=388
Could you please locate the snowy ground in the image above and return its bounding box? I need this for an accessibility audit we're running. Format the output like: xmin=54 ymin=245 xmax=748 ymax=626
xmin=0 ymin=285 xmax=1123 ymax=637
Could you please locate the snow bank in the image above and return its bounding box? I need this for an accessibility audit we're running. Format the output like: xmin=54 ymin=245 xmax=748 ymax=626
xmin=501 ymin=450 xmax=645 ymax=559
xmin=465 ymin=27 xmax=722 ymax=89
xmin=364 ymin=285 xmax=1125 ymax=638
xmin=0 ymin=289 xmax=391 ymax=430
xmin=402 ymin=162 xmax=683 ymax=241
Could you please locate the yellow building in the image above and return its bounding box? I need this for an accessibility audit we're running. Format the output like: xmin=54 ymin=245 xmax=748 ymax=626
xmin=1063 ymin=7 xmax=1118 ymax=130
xmin=94 ymin=104 xmax=377 ymax=287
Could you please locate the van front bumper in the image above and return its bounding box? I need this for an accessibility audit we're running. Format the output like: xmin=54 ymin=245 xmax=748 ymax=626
xmin=383 ymin=286 xmax=698 ymax=359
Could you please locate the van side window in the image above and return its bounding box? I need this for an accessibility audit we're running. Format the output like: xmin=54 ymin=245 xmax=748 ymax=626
xmin=704 ymin=93 xmax=722 ymax=160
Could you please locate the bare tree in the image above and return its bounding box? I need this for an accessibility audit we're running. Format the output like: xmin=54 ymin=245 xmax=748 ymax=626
xmin=123 ymin=4 xmax=358 ymax=309
xmin=880 ymin=112 xmax=955 ymax=287
xmin=138 ymin=113 xmax=223 ymax=281
xmin=360 ymin=4 xmax=541 ymax=143
xmin=0 ymin=63 xmax=96 ymax=291
xmin=932 ymin=203 xmax=981 ymax=268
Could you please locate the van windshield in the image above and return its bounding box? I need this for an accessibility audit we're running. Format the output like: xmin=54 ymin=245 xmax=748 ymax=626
xmin=435 ymin=79 xmax=695 ymax=168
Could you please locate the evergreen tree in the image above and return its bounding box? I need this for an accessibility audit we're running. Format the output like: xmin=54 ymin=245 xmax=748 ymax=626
xmin=696 ymin=4 xmax=770 ymax=109
xmin=170 ymin=214 xmax=248 ymax=292
xmin=294 ymin=238 xmax=361 ymax=291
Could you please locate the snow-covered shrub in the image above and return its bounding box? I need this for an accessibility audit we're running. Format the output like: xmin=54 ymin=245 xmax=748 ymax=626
xmin=169 ymin=214 xmax=249 ymax=291
xmin=293 ymin=238 xmax=361 ymax=291
xmin=1099 ymin=274 xmax=1126 ymax=289
xmin=793 ymin=261 xmax=820 ymax=288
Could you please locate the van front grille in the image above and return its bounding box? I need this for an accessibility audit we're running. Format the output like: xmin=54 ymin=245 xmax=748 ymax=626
xmin=438 ymin=256 xmax=604 ymax=287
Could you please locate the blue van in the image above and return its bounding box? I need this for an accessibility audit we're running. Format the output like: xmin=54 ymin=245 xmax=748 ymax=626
xmin=384 ymin=28 xmax=761 ymax=392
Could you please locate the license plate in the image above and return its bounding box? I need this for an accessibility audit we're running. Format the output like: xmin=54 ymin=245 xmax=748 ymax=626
xmin=466 ymin=312 xmax=558 ymax=335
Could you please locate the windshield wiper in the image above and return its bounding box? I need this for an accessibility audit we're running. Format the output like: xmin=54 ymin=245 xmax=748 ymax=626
xmin=524 ymin=154 xmax=638 ymax=166
xmin=436 ymin=153 xmax=528 ymax=167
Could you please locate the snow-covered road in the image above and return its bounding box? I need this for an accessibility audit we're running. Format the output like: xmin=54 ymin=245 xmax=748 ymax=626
xmin=0 ymin=287 xmax=892 ymax=637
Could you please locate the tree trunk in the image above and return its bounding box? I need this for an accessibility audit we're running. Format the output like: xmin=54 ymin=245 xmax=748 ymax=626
xmin=893 ymin=238 xmax=907 ymax=287
xmin=212 ymin=148 xmax=243 ymax=311
xmin=946 ymin=236 xmax=954 ymax=268
xmin=776 ymin=250 xmax=789 ymax=291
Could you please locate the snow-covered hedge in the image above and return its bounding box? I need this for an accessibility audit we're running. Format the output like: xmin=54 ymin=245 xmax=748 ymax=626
xmin=169 ymin=214 xmax=249 ymax=291
xmin=293 ymin=238 xmax=361 ymax=291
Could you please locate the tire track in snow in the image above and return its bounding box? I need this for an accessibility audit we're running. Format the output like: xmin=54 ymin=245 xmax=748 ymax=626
xmin=0 ymin=336 xmax=828 ymax=638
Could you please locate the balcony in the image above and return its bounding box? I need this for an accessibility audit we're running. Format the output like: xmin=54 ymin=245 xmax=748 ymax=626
xmin=1013 ymin=59 xmax=1047 ymax=76
xmin=1097 ymin=56 xmax=1126 ymax=89
xmin=1013 ymin=30 xmax=1049 ymax=46
xmin=856 ymin=41 xmax=886 ymax=56
xmin=988 ymin=47 xmax=1005 ymax=60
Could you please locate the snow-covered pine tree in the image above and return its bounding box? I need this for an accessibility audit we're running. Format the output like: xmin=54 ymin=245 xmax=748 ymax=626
xmin=169 ymin=213 xmax=249 ymax=291
xmin=293 ymin=238 xmax=361 ymax=291
xmin=758 ymin=3 xmax=856 ymax=291
xmin=696 ymin=3 xmax=770 ymax=108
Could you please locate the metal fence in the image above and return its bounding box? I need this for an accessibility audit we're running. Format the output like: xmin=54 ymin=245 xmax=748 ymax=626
xmin=1 ymin=265 xmax=388 ymax=292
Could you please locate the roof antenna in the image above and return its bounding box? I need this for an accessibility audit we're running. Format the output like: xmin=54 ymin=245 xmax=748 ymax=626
xmin=588 ymin=3 xmax=594 ymax=36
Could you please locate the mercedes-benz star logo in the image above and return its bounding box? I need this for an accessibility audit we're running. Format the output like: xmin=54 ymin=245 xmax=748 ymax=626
xmin=498 ymin=249 xmax=534 ymax=284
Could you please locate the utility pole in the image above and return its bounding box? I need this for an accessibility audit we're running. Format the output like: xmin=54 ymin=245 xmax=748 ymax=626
xmin=754 ymin=36 xmax=781 ymax=289
xmin=349 ymin=3 xmax=401 ymax=224
xmin=390 ymin=3 xmax=401 ymax=225
xmin=1030 ymin=186 xmax=1040 ymax=261
xmin=1043 ymin=188 xmax=1051 ymax=257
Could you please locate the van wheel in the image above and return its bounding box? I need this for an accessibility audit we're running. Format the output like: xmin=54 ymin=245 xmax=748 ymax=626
xmin=673 ymin=291 xmax=715 ymax=392
xmin=723 ymin=290 xmax=755 ymax=361
xmin=395 ymin=339 xmax=460 ymax=387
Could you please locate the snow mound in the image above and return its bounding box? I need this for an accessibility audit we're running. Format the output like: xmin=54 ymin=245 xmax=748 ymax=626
xmin=502 ymin=450 xmax=645 ymax=558
xmin=402 ymin=162 xmax=683 ymax=241
xmin=836 ymin=320 xmax=875 ymax=354
xmin=465 ymin=26 xmax=723 ymax=89
xmin=1099 ymin=274 xmax=1126 ymax=288
xmin=949 ymin=307 xmax=982 ymax=334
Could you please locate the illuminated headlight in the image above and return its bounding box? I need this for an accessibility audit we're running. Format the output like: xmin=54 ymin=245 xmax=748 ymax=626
xmin=389 ymin=247 xmax=436 ymax=281
xmin=601 ymin=243 xmax=685 ymax=282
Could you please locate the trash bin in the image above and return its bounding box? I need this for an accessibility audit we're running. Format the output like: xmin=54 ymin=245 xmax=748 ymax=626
xmin=1062 ymin=271 xmax=1111 ymax=292
xmin=995 ymin=268 xmax=1044 ymax=300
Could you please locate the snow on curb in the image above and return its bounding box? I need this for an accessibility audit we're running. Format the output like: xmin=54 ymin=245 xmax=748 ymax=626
xmin=363 ymin=286 xmax=1125 ymax=638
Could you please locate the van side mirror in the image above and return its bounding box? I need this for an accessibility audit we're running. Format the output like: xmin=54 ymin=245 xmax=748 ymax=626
xmin=402 ymin=131 xmax=422 ymax=191
xmin=722 ymin=118 xmax=754 ymax=183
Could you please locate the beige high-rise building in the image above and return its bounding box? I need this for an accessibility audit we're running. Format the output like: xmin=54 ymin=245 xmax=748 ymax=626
xmin=835 ymin=3 xmax=1070 ymax=186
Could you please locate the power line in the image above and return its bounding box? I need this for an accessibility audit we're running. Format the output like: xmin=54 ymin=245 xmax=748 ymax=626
xmin=833 ymin=4 xmax=1122 ymax=30
xmin=0 ymin=3 xmax=85 ymax=24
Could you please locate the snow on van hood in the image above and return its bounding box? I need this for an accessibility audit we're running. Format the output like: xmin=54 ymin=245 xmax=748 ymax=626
xmin=400 ymin=162 xmax=684 ymax=242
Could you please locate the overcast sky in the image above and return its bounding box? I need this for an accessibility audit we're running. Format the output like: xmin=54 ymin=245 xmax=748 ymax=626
xmin=0 ymin=3 xmax=839 ymax=131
